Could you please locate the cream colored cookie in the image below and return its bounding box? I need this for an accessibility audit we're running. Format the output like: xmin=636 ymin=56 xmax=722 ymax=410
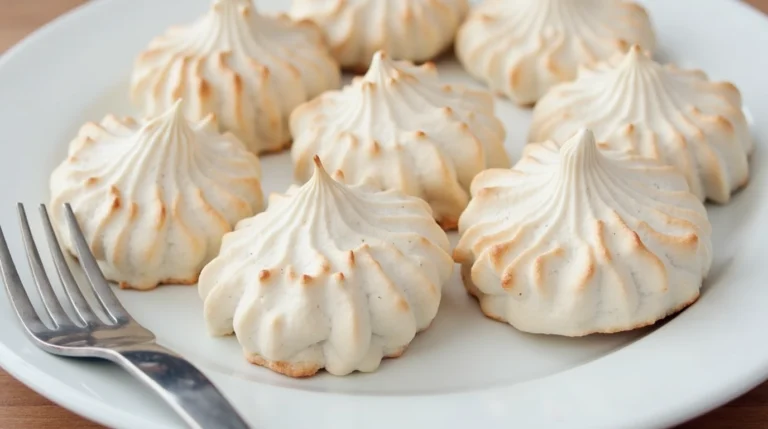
xmin=290 ymin=0 xmax=469 ymax=71
xmin=455 ymin=129 xmax=712 ymax=336
xmin=131 ymin=0 xmax=340 ymax=154
xmin=199 ymin=157 xmax=453 ymax=377
xmin=290 ymin=51 xmax=508 ymax=229
xmin=531 ymin=46 xmax=752 ymax=203
xmin=50 ymin=101 xmax=264 ymax=290
xmin=456 ymin=0 xmax=655 ymax=104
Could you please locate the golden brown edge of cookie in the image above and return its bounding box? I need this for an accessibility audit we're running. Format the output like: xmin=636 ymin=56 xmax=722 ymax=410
xmin=70 ymin=252 xmax=199 ymax=291
xmin=438 ymin=216 xmax=459 ymax=231
xmin=257 ymin=139 xmax=292 ymax=156
xmin=118 ymin=277 xmax=198 ymax=290
xmin=341 ymin=43 xmax=457 ymax=75
xmin=246 ymin=345 xmax=410 ymax=378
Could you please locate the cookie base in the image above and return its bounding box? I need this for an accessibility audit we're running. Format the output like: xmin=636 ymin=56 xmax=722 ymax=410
xmin=459 ymin=262 xmax=702 ymax=336
xmin=257 ymin=139 xmax=292 ymax=156
xmin=245 ymin=346 xmax=410 ymax=378
xmin=70 ymin=252 xmax=199 ymax=291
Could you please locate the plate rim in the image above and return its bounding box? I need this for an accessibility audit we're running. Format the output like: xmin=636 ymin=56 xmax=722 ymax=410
xmin=0 ymin=0 xmax=166 ymax=427
xmin=1 ymin=0 xmax=768 ymax=428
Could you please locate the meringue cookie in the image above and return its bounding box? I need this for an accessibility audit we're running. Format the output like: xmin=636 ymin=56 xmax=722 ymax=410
xmin=290 ymin=0 xmax=469 ymax=71
xmin=199 ymin=157 xmax=453 ymax=377
xmin=454 ymin=129 xmax=712 ymax=336
xmin=290 ymin=51 xmax=509 ymax=230
xmin=530 ymin=46 xmax=752 ymax=203
xmin=456 ymin=0 xmax=655 ymax=105
xmin=50 ymin=101 xmax=264 ymax=290
xmin=131 ymin=0 xmax=341 ymax=154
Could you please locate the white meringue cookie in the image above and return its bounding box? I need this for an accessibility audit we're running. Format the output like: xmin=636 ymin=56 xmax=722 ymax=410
xmin=530 ymin=46 xmax=752 ymax=203
xmin=454 ymin=129 xmax=712 ymax=336
xmin=199 ymin=157 xmax=453 ymax=377
xmin=130 ymin=0 xmax=341 ymax=154
xmin=456 ymin=0 xmax=655 ymax=105
xmin=50 ymin=101 xmax=264 ymax=290
xmin=290 ymin=51 xmax=509 ymax=230
xmin=290 ymin=0 xmax=469 ymax=71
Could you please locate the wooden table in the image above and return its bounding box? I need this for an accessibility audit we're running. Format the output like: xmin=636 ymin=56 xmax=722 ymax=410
xmin=1 ymin=0 xmax=767 ymax=427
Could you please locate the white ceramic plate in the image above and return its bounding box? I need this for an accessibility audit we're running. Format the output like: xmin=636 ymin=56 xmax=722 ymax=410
xmin=0 ymin=0 xmax=767 ymax=428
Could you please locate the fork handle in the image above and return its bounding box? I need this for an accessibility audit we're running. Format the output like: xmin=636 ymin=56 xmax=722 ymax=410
xmin=110 ymin=342 xmax=250 ymax=429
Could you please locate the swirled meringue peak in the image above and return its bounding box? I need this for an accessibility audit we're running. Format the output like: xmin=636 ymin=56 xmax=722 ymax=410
xmin=290 ymin=51 xmax=509 ymax=230
xmin=199 ymin=156 xmax=453 ymax=377
xmin=454 ymin=129 xmax=712 ymax=336
xmin=130 ymin=0 xmax=341 ymax=154
xmin=50 ymin=101 xmax=264 ymax=290
xmin=456 ymin=0 xmax=655 ymax=104
xmin=290 ymin=0 xmax=469 ymax=71
xmin=531 ymin=46 xmax=753 ymax=203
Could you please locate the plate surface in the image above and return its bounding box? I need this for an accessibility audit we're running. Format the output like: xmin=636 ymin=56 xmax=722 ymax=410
xmin=0 ymin=0 xmax=767 ymax=428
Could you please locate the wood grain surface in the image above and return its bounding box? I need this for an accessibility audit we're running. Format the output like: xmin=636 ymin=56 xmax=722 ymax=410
xmin=1 ymin=0 xmax=767 ymax=428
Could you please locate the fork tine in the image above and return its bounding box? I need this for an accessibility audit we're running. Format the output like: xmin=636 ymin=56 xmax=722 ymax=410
xmin=62 ymin=203 xmax=132 ymax=324
xmin=39 ymin=205 xmax=101 ymax=326
xmin=0 ymin=226 xmax=47 ymax=332
xmin=17 ymin=204 xmax=73 ymax=328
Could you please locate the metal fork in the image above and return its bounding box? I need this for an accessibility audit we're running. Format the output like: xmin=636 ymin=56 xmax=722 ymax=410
xmin=0 ymin=203 xmax=250 ymax=429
